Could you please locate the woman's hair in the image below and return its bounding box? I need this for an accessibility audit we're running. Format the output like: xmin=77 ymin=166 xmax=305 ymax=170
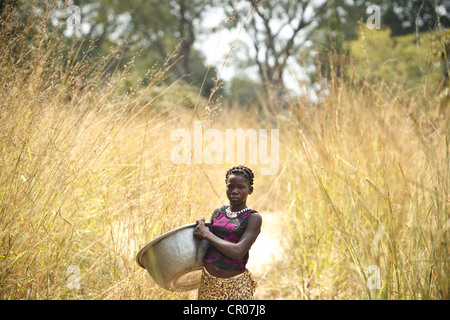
xmin=225 ymin=166 xmax=254 ymax=186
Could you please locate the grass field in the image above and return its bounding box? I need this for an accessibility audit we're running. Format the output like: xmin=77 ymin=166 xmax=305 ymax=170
xmin=0 ymin=4 xmax=448 ymax=300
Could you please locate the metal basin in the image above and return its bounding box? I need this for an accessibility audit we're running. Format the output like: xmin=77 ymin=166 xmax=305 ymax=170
xmin=136 ymin=222 xmax=210 ymax=292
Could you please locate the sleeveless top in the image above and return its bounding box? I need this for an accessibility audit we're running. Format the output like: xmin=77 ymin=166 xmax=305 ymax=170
xmin=203 ymin=205 xmax=258 ymax=271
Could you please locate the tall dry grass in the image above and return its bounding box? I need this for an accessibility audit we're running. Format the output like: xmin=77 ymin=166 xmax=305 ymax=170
xmin=1 ymin=2 xmax=448 ymax=300
xmin=0 ymin=3 xmax=234 ymax=299
xmin=269 ymin=54 xmax=449 ymax=299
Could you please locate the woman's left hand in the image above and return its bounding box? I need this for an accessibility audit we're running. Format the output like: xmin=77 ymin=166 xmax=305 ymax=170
xmin=194 ymin=217 xmax=210 ymax=240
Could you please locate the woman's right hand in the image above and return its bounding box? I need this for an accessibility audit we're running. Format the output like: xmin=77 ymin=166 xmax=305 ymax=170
xmin=194 ymin=217 xmax=210 ymax=239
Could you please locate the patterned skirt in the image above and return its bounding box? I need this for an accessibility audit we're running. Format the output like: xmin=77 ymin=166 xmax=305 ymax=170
xmin=197 ymin=267 xmax=257 ymax=300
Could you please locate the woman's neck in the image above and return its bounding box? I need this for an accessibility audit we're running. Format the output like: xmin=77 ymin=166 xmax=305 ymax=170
xmin=228 ymin=203 xmax=248 ymax=212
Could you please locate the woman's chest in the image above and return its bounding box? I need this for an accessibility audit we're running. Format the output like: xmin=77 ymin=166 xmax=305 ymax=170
xmin=211 ymin=214 xmax=247 ymax=241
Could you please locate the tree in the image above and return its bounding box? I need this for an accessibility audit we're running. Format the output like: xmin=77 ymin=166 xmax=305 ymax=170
xmin=113 ymin=0 xmax=214 ymax=80
xmin=313 ymin=0 xmax=450 ymax=43
xmin=381 ymin=0 xmax=450 ymax=36
xmin=307 ymin=1 xmax=449 ymax=86
xmin=61 ymin=0 xmax=217 ymax=96
xmin=347 ymin=27 xmax=431 ymax=85
xmin=224 ymin=0 xmax=327 ymax=97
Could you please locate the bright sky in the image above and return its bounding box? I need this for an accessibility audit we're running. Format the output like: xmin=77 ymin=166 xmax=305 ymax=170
xmin=194 ymin=6 xmax=254 ymax=81
xmin=193 ymin=3 xmax=322 ymax=97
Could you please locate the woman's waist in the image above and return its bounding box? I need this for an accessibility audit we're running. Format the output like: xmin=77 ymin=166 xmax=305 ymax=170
xmin=203 ymin=262 xmax=245 ymax=278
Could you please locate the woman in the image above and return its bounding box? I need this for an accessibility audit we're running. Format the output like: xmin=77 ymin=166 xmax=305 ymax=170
xmin=193 ymin=166 xmax=262 ymax=300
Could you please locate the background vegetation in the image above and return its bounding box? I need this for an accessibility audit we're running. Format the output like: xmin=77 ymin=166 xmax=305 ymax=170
xmin=0 ymin=0 xmax=448 ymax=299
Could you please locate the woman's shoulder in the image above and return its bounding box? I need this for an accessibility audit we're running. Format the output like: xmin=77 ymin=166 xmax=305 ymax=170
xmin=242 ymin=208 xmax=261 ymax=220
xmin=251 ymin=211 xmax=261 ymax=219
xmin=210 ymin=206 xmax=225 ymax=221
xmin=247 ymin=209 xmax=261 ymax=219
xmin=245 ymin=210 xmax=262 ymax=229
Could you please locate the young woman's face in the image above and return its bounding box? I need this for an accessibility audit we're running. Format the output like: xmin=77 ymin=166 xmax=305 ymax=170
xmin=226 ymin=174 xmax=253 ymax=205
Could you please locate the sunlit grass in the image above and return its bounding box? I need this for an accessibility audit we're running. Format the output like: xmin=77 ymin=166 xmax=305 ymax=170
xmin=275 ymin=59 xmax=449 ymax=299
xmin=1 ymin=2 xmax=448 ymax=300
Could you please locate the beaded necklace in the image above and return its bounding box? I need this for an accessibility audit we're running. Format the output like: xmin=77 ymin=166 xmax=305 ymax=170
xmin=225 ymin=206 xmax=250 ymax=218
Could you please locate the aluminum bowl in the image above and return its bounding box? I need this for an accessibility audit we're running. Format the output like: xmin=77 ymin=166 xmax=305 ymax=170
xmin=136 ymin=222 xmax=210 ymax=292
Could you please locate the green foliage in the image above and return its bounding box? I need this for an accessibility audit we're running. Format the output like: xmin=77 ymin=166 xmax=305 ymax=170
xmin=52 ymin=0 xmax=218 ymax=98
xmin=345 ymin=25 xmax=445 ymax=91
xmin=224 ymin=76 xmax=264 ymax=108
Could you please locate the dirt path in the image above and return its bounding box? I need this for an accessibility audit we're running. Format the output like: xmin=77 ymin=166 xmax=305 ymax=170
xmin=246 ymin=211 xmax=288 ymax=299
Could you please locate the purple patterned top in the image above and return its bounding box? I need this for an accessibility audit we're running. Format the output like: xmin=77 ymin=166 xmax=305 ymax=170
xmin=203 ymin=205 xmax=258 ymax=271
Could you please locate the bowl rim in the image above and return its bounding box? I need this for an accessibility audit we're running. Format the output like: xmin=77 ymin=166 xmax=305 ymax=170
xmin=136 ymin=221 xmax=211 ymax=269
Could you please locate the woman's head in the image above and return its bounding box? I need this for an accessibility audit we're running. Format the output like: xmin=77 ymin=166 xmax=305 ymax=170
xmin=225 ymin=166 xmax=254 ymax=206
